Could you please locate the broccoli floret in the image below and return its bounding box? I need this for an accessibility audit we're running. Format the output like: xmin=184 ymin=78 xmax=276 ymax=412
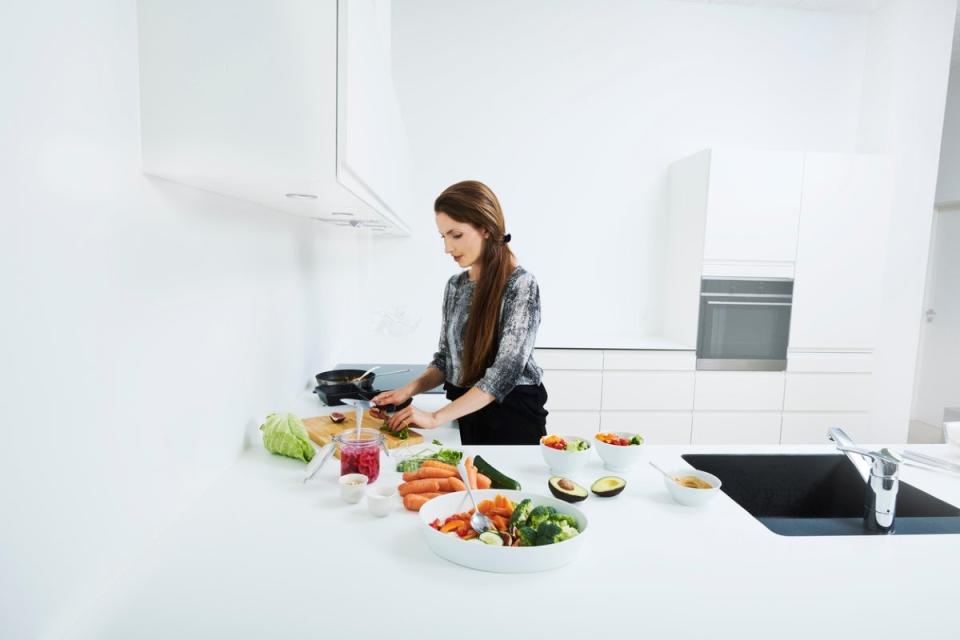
xmin=518 ymin=526 xmax=538 ymax=547
xmin=557 ymin=524 xmax=580 ymax=542
xmin=528 ymin=505 xmax=558 ymax=528
xmin=534 ymin=521 xmax=564 ymax=546
xmin=508 ymin=498 xmax=533 ymax=530
xmin=549 ymin=513 xmax=580 ymax=530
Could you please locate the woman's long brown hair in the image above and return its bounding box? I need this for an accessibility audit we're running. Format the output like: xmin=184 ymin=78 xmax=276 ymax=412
xmin=435 ymin=180 xmax=514 ymax=387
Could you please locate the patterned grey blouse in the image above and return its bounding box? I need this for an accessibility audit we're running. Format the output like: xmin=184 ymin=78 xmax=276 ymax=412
xmin=429 ymin=266 xmax=543 ymax=402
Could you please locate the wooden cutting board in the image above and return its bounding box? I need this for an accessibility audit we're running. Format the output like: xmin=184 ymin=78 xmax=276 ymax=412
xmin=303 ymin=410 xmax=424 ymax=457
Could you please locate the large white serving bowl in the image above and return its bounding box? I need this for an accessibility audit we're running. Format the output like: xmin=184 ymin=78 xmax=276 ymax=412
xmin=663 ymin=468 xmax=722 ymax=507
xmin=539 ymin=436 xmax=591 ymax=475
xmin=594 ymin=432 xmax=645 ymax=471
xmin=417 ymin=489 xmax=589 ymax=573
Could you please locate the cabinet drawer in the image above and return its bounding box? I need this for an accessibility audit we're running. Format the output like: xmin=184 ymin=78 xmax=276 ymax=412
xmin=780 ymin=412 xmax=870 ymax=444
xmin=786 ymin=351 xmax=873 ymax=373
xmin=783 ymin=373 xmax=871 ymax=411
xmin=600 ymin=412 xmax=692 ymax=444
xmin=602 ymin=371 xmax=695 ymax=410
xmin=691 ymin=412 xmax=782 ymax=444
xmin=534 ymin=349 xmax=603 ymax=370
xmin=541 ymin=370 xmax=602 ymax=411
xmin=603 ymin=350 xmax=695 ymax=371
xmin=545 ymin=411 xmax=599 ymax=439
xmin=693 ymin=372 xmax=785 ymax=411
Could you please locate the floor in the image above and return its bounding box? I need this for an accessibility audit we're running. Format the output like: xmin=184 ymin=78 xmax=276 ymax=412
xmin=908 ymin=420 xmax=946 ymax=444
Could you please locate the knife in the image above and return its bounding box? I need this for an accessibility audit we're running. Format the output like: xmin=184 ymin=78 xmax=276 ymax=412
xmin=303 ymin=442 xmax=336 ymax=483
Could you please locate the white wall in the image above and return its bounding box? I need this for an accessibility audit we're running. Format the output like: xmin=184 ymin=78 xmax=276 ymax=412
xmin=857 ymin=0 xmax=958 ymax=442
xmin=936 ymin=65 xmax=960 ymax=205
xmin=373 ymin=0 xmax=872 ymax=353
xmin=0 ymin=2 xmax=364 ymax=637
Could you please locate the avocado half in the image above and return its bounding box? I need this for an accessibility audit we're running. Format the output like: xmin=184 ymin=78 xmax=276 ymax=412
xmin=548 ymin=476 xmax=588 ymax=503
xmin=591 ymin=476 xmax=626 ymax=497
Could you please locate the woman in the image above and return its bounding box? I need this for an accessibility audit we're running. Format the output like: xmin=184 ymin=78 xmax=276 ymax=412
xmin=372 ymin=180 xmax=547 ymax=445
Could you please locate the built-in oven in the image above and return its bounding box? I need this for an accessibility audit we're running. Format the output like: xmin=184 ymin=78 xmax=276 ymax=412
xmin=696 ymin=278 xmax=793 ymax=371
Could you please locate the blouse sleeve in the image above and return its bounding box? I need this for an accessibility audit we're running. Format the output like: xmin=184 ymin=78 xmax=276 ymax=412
xmin=474 ymin=272 xmax=541 ymax=402
xmin=428 ymin=278 xmax=453 ymax=378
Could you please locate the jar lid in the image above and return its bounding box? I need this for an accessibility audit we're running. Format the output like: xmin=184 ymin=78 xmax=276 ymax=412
xmin=334 ymin=427 xmax=384 ymax=445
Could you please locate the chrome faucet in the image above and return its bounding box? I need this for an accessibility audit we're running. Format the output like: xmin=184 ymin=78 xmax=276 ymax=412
xmin=827 ymin=427 xmax=903 ymax=533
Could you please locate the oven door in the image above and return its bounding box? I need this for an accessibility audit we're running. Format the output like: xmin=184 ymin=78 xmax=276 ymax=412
xmin=696 ymin=296 xmax=792 ymax=371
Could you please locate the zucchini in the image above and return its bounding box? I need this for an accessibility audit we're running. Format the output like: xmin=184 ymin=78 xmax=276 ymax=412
xmin=473 ymin=455 xmax=522 ymax=491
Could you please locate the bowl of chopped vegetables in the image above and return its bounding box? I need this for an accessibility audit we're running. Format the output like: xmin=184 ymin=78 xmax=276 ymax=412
xmin=418 ymin=490 xmax=588 ymax=573
xmin=539 ymin=434 xmax=591 ymax=475
xmin=594 ymin=431 xmax=645 ymax=472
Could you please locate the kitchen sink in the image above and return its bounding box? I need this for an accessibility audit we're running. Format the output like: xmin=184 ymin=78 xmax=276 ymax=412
xmin=681 ymin=454 xmax=960 ymax=536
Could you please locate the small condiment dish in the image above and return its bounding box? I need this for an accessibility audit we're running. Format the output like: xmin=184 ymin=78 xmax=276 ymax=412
xmin=663 ymin=468 xmax=722 ymax=507
xmin=367 ymin=484 xmax=397 ymax=517
xmin=339 ymin=473 xmax=369 ymax=504
xmin=540 ymin=435 xmax=591 ymax=475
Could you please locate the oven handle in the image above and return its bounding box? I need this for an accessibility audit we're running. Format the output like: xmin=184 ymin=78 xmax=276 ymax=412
xmin=706 ymin=301 xmax=792 ymax=307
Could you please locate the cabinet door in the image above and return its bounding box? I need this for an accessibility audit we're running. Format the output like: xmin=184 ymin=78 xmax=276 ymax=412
xmin=780 ymin=412 xmax=870 ymax=444
xmin=602 ymin=372 xmax=695 ymax=411
xmin=790 ymin=154 xmax=893 ymax=350
xmin=541 ymin=371 xmax=602 ymax=411
xmin=783 ymin=373 xmax=871 ymax=412
xmin=337 ymin=0 xmax=410 ymax=229
xmin=703 ymin=149 xmax=804 ymax=263
xmin=693 ymin=372 xmax=785 ymax=411
xmin=545 ymin=411 xmax=600 ymax=439
xmin=601 ymin=412 xmax=692 ymax=444
xmin=691 ymin=412 xmax=782 ymax=444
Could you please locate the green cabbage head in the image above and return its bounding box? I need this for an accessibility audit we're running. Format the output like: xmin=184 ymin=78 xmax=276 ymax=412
xmin=259 ymin=412 xmax=315 ymax=463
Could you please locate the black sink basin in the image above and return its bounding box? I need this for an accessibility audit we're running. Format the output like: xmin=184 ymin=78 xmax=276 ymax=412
xmin=681 ymin=454 xmax=960 ymax=536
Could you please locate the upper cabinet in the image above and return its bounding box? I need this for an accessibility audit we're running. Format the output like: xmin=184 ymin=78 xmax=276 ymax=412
xmin=788 ymin=153 xmax=893 ymax=351
xmin=137 ymin=0 xmax=411 ymax=235
xmin=701 ymin=149 xmax=804 ymax=267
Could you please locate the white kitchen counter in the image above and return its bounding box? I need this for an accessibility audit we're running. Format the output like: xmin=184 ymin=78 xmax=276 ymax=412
xmin=72 ymin=408 xmax=960 ymax=639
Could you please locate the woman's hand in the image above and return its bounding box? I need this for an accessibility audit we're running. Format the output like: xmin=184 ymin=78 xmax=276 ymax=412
xmin=371 ymin=384 xmax=413 ymax=409
xmin=385 ymin=405 xmax=442 ymax=431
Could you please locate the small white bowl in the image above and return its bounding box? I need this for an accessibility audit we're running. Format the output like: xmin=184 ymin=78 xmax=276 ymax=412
xmin=539 ymin=435 xmax=591 ymax=475
xmin=367 ymin=485 xmax=397 ymax=517
xmin=594 ymin=432 xmax=645 ymax=471
xmin=339 ymin=473 xmax=368 ymax=504
xmin=663 ymin=468 xmax=722 ymax=507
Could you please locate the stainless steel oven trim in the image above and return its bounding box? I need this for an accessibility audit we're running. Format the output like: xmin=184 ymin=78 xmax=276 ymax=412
xmin=700 ymin=292 xmax=793 ymax=298
xmin=706 ymin=301 xmax=792 ymax=307
xmin=696 ymin=358 xmax=788 ymax=371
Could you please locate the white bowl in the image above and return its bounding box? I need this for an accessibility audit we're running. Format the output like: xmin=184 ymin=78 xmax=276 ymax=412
xmin=418 ymin=489 xmax=588 ymax=573
xmin=593 ymin=432 xmax=645 ymax=471
xmin=339 ymin=473 xmax=368 ymax=504
xmin=539 ymin=435 xmax=591 ymax=475
xmin=367 ymin=485 xmax=397 ymax=517
xmin=663 ymin=468 xmax=722 ymax=507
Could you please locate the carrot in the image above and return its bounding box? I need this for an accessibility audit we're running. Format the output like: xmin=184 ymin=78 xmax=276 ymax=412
xmin=403 ymin=494 xmax=431 ymax=511
xmin=421 ymin=492 xmax=444 ymax=499
xmin=477 ymin=473 xmax=492 ymax=489
xmin=477 ymin=499 xmax=495 ymax=515
xmin=398 ymin=479 xmax=441 ymax=496
xmin=447 ymin=477 xmax=465 ymax=492
xmin=421 ymin=460 xmax=458 ymax=473
xmin=465 ymin=456 xmax=478 ymax=490
xmin=417 ymin=467 xmax=459 ymax=480
xmin=490 ymin=507 xmax=513 ymax=518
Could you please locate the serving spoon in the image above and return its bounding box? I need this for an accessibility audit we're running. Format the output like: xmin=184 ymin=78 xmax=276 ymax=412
xmin=350 ymin=366 xmax=380 ymax=384
xmin=458 ymin=459 xmax=495 ymax=534
xmin=649 ymin=461 xmax=677 ymax=481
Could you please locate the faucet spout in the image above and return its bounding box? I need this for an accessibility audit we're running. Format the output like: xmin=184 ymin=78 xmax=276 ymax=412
xmin=827 ymin=428 xmax=902 ymax=533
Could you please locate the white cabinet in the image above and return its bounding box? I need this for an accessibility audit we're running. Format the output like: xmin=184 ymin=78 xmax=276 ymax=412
xmin=600 ymin=412 xmax=693 ymax=444
xmin=691 ymin=413 xmax=782 ymax=444
xmin=137 ymin=0 xmax=410 ymax=234
xmin=783 ymin=373 xmax=872 ymax=412
xmin=545 ymin=411 xmax=600 ymax=439
xmin=789 ymin=154 xmax=893 ymax=350
xmin=602 ymin=371 xmax=696 ymax=411
xmin=701 ymin=149 xmax=804 ymax=265
xmin=694 ymin=372 xmax=785 ymax=411
xmin=780 ymin=412 xmax=870 ymax=444
xmin=541 ymin=371 xmax=602 ymax=411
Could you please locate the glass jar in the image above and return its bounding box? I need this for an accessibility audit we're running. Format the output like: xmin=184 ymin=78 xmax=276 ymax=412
xmin=334 ymin=427 xmax=384 ymax=483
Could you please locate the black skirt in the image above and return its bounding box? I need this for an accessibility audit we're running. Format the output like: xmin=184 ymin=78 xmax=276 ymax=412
xmin=445 ymin=382 xmax=548 ymax=445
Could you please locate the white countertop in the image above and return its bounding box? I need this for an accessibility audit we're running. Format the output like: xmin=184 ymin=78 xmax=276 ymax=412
xmin=73 ymin=403 xmax=960 ymax=640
